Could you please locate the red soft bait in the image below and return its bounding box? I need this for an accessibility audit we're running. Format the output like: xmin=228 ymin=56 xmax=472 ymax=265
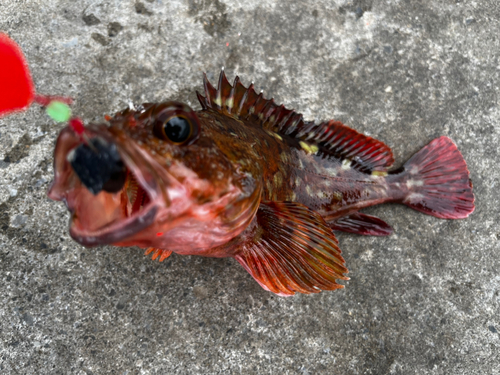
xmin=0 ymin=33 xmax=35 ymax=116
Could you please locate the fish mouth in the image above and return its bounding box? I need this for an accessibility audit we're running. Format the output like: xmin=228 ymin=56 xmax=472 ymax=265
xmin=48 ymin=125 xmax=173 ymax=246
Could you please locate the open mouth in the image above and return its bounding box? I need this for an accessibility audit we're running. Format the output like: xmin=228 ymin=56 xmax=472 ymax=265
xmin=48 ymin=125 xmax=162 ymax=246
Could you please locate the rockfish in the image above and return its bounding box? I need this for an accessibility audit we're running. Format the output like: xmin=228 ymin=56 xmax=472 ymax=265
xmin=48 ymin=71 xmax=475 ymax=296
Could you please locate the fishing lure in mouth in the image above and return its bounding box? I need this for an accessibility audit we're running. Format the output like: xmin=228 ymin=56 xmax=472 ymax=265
xmin=1 ymin=35 xmax=474 ymax=296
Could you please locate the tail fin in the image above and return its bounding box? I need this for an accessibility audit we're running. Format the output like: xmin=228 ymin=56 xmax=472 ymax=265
xmin=401 ymin=136 xmax=474 ymax=219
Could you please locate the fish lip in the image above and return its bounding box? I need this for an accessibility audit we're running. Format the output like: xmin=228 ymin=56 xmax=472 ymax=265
xmin=49 ymin=125 xmax=168 ymax=247
xmin=69 ymin=205 xmax=158 ymax=246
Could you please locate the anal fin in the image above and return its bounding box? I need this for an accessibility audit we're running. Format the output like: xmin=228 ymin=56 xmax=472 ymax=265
xmin=329 ymin=212 xmax=393 ymax=236
xmin=234 ymin=202 xmax=349 ymax=296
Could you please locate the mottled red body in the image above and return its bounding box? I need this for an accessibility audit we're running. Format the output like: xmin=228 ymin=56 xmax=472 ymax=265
xmin=49 ymin=71 xmax=475 ymax=296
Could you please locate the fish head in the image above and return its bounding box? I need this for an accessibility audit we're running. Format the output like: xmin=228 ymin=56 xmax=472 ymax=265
xmin=48 ymin=101 xmax=261 ymax=252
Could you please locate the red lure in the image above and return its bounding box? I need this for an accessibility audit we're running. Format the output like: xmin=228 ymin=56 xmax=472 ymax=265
xmin=0 ymin=33 xmax=34 ymax=116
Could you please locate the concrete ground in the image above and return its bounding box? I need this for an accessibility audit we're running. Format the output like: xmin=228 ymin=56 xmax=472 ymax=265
xmin=1 ymin=1 xmax=499 ymax=374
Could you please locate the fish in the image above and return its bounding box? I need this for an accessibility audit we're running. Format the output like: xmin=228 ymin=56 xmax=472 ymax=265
xmin=48 ymin=70 xmax=475 ymax=296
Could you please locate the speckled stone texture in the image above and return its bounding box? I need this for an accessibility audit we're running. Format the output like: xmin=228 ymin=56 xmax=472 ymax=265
xmin=0 ymin=1 xmax=499 ymax=374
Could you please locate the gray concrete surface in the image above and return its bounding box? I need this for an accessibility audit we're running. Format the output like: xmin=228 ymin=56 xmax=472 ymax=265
xmin=1 ymin=1 xmax=499 ymax=374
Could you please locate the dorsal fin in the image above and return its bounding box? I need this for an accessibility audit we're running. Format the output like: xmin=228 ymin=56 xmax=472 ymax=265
xmin=197 ymin=70 xmax=394 ymax=171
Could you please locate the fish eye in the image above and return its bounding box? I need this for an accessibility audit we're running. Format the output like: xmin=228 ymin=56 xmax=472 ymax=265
xmin=161 ymin=116 xmax=192 ymax=144
xmin=152 ymin=101 xmax=201 ymax=145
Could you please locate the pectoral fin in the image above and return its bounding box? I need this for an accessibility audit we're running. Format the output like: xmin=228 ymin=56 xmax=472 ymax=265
xmin=234 ymin=201 xmax=349 ymax=296
xmin=329 ymin=212 xmax=393 ymax=236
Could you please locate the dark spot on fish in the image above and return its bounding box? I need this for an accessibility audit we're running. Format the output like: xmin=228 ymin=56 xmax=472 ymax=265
xmin=489 ymin=325 xmax=498 ymax=333
xmin=82 ymin=13 xmax=101 ymax=26
xmin=108 ymin=22 xmax=123 ymax=37
xmin=135 ymin=2 xmax=153 ymax=16
xmin=91 ymin=33 xmax=109 ymax=46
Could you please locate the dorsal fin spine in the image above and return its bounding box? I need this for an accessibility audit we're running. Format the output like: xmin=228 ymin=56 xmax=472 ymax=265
xmin=203 ymin=73 xmax=216 ymax=108
xmin=242 ymin=86 xmax=259 ymax=118
xmin=227 ymin=82 xmax=236 ymax=113
xmin=262 ymin=100 xmax=276 ymax=123
xmin=236 ymin=89 xmax=247 ymax=116
xmin=297 ymin=122 xmax=314 ymax=138
xmin=270 ymin=104 xmax=286 ymax=129
xmin=252 ymin=94 xmax=267 ymax=117
xmin=234 ymin=79 xmax=248 ymax=116
xmin=318 ymin=127 xmax=333 ymax=143
xmin=277 ymin=108 xmax=294 ymax=131
xmin=218 ymin=71 xmax=231 ymax=110
xmin=196 ymin=91 xmax=208 ymax=110
xmin=284 ymin=114 xmax=303 ymax=135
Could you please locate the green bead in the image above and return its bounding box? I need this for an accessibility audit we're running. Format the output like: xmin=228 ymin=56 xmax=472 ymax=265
xmin=46 ymin=101 xmax=71 ymax=122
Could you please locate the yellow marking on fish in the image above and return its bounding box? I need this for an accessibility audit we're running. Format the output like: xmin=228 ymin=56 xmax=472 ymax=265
xmin=317 ymin=191 xmax=329 ymax=199
xmin=280 ymin=152 xmax=289 ymax=163
xmin=341 ymin=159 xmax=351 ymax=170
xmin=325 ymin=167 xmax=337 ymax=177
xmin=333 ymin=191 xmax=343 ymax=201
xmin=213 ymin=96 xmax=222 ymax=107
xmin=288 ymin=191 xmax=297 ymax=201
xmin=249 ymin=107 xmax=255 ymax=114
xmin=306 ymin=185 xmax=313 ymax=196
xmin=266 ymin=130 xmax=283 ymax=141
xmin=371 ymin=171 xmax=388 ymax=177
xmin=225 ymin=97 xmax=234 ymax=109
xmin=297 ymin=158 xmax=304 ymax=170
xmin=266 ymin=180 xmax=273 ymax=195
xmin=295 ymin=177 xmax=302 ymax=187
xmin=299 ymin=141 xmax=319 ymax=155
xmin=274 ymin=171 xmax=283 ymax=187
xmin=269 ymin=115 xmax=275 ymax=124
